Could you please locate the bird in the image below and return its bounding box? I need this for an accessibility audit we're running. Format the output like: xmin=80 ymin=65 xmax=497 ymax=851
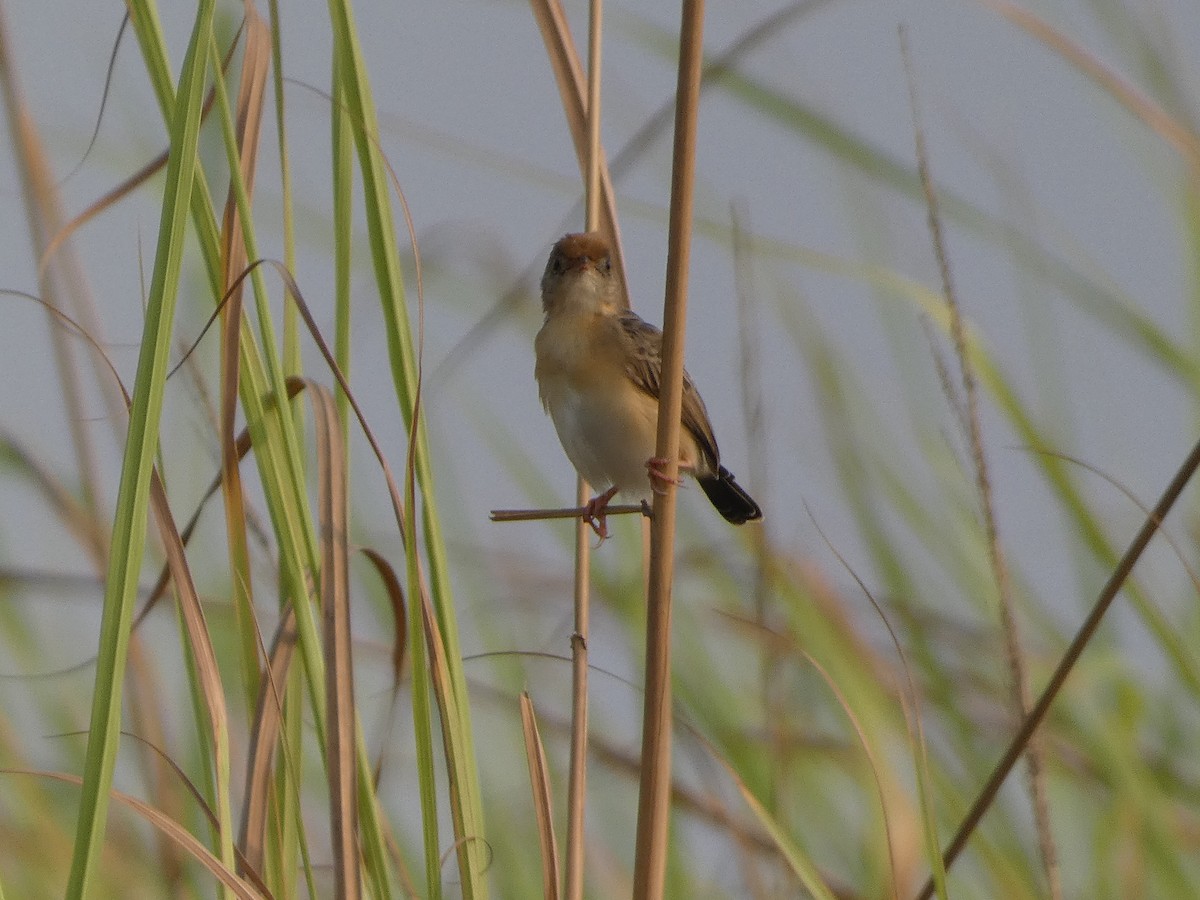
xmin=534 ymin=231 xmax=762 ymax=538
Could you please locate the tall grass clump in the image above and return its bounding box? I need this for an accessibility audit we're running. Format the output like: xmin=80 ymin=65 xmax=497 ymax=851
xmin=0 ymin=1 xmax=1199 ymax=898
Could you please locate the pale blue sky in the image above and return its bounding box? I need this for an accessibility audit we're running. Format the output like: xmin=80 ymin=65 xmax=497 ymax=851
xmin=2 ymin=0 xmax=1197 ymax=672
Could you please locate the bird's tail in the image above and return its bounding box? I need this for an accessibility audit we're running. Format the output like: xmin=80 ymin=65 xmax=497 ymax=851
xmin=698 ymin=466 xmax=762 ymax=524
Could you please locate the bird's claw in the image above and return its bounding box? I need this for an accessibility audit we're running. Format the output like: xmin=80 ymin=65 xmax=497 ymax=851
xmin=583 ymin=486 xmax=619 ymax=541
xmin=646 ymin=456 xmax=685 ymax=495
xmin=584 ymin=511 xmax=608 ymax=541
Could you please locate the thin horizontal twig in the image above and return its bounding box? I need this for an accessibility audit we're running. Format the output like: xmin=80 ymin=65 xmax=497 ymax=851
xmin=489 ymin=503 xmax=649 ymax=523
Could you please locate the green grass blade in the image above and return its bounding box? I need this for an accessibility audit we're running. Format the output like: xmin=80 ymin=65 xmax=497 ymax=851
xmin=325 ymin=1 xmax=487 ymax=895
xmin=65 ymin=1 xmax=215 ymax=894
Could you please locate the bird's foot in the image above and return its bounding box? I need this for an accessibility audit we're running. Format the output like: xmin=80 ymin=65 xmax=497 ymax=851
xmin=645 ymin=457 xmax=686 ymax=495
xmin=583 ymin=485 xmax=620 ymax=540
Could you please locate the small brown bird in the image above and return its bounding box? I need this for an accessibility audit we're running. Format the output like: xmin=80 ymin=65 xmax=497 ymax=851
xmin=534 ymin=232 xmax=762 ymax=537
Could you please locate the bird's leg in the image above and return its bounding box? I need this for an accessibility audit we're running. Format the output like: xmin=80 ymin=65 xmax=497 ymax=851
xmin=645 ymin=457 xmax=690 ymax=495
xmin=583 ymin=485 xmax=620 ymax=539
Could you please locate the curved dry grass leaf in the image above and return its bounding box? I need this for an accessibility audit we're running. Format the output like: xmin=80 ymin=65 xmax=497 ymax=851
xmin=55 ymin=13 xmax=130 ymax=186
xmin=146 ymin=464 xmax=234 ymax=860
xmin=117 ymin=731 xmax=274 ymax=898
xmin=310 ymin=378 xmax=360 ymax=899
xmin=358 ymin=547 xmax=408 ymax=789
xmin=359 ymin=548 xmax=408 ymax=690
xmin=238 ymin=606 xmax=298 ymax=876
xmin=0 ymin=433 xmax=108 ymax=571
xmin=218 ymin=4 xmax=272 ymax=706
xmin=1 ymin=284 xmax=235 ymax=877
xmin=3 ymin=768 xmax=268 ymax=899
xmin=38 ymin=25 xmax=244 ymax=272
xmin=520 ymin=692 xmax=561 ymax=900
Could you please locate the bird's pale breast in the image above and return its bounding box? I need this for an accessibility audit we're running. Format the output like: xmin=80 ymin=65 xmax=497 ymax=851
xmin=535 ymin=312 xmax=694 ymax=499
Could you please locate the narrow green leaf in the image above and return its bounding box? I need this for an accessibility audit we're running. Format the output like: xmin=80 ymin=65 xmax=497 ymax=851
xmin=67 ymin=1 xmax=215 ymax=894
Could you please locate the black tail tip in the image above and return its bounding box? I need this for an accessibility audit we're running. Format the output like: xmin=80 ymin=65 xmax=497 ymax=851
xmin=698 ymin=467 xmax=763 ymax=524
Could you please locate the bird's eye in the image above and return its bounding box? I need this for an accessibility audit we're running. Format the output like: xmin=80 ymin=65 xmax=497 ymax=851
xmin=551 ymin=256 xmax=564 ymax=274
xmin=600 ymin=256 xmax=612 ymax=273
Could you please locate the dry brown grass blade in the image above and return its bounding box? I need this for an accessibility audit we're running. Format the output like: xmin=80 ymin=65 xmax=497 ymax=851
xmin=38 ymin=24 xmax=244 ymax=270
xmin=219 ymin=7 xmax=271 ymax=704
xmin=310 ymin=379 xmax=361 ymax=899
xmin=125 ymin=635 xmax=189 ymax=891
xmin=2 ymin=769 xmax=267 ymax=899
xmin=238 ymin=605 xmax=297 ymax=876
xmin=219 ymin=7 xmax=270 ymax=286
xmin=0 ymin=433 xmax=108 ymax=571
xmin=360 ymin=548 xmax=409 ymax=691
xmin=189 ymin=259 xmax=486 ymax=885
xmin=55 ymin=12 xmax=129 ymax=186
xmin=0 ymin=290 xmax=233 ymax=870
xmin=526 ymin=0 xmax=627 ymax=295
xmin=0 ymin=5 xmax=117 ymax=526
xmin=520 ymin=692 xmax=562 ymax=900
xmin=130 ymin=378 xmax=305 ymax=635
xmin=984 ymin=0 xmax=1200 ymax=171
xmin=915 ymin=434 xmax=1200 ymax=899
xmin=41 ymin=152 xmax=169 ymax=269
xmin=119 ymin=731 xmax=274 ymax=898
xmin=359 ymin=547 xmax=408 ymax=789
xmin=147 ymin=461 xmax=234 ymax=881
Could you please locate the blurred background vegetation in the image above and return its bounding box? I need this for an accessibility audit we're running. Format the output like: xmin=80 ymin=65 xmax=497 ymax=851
xmin=1 ymin=0 xmax=1199 ymax=897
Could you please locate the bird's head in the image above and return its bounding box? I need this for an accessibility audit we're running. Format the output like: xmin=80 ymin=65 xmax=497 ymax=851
xmin=540 ymin=232 xmax=620 ymax=317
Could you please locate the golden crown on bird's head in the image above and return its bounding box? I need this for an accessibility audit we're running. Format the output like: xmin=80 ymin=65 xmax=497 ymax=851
xmin=552 ymin=232 xmax=610 ymax=265
xmin=541 ymin=232 xmax=617 ymax=316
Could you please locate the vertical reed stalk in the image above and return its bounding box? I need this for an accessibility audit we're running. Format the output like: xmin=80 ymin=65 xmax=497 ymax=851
xmin=632 ymin=2 xmax=704 ymax=897
xmin=567 ymin=3 xmax=604 ymax=897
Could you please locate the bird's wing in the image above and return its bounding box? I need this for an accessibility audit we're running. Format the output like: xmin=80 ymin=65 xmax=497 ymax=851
xmin=617 ymin=311 xmax=720 ymax=470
